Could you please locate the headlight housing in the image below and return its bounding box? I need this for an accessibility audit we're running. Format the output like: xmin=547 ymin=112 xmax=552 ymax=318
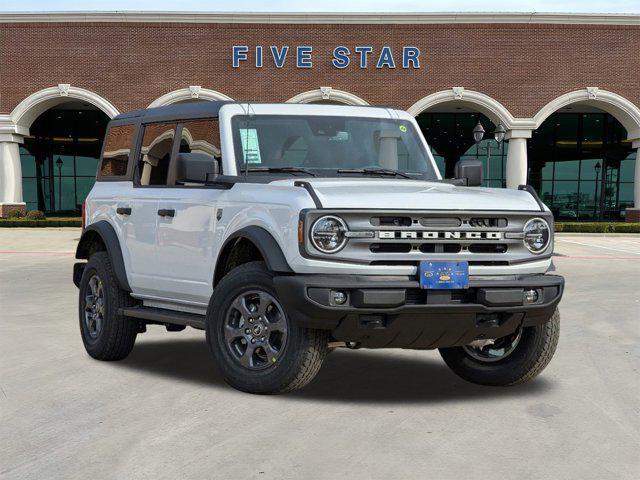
xmin=523 ymin=218 xmax=551 ymax=254
xmin=311 ymin=215 xmax=348 ymax=253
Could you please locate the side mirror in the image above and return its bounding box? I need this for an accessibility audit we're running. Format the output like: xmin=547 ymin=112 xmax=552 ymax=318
xmin=176 ymin=152 xmax=219 ymax=184
xmin=454 ymin=159 xmax=483 ymax=187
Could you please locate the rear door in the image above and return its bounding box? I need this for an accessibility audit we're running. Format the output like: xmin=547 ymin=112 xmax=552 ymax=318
xmin=123 ymin=121 xmax=178 ymax=298
xmin=155 ymin=118 xmax=224 ymax=306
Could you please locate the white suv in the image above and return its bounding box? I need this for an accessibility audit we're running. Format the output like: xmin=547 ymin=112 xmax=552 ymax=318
xmin=74 ymin=102 xmax=563 ymax=394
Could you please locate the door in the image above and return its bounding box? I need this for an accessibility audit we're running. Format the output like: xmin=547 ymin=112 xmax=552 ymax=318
xmin=123 ymin=121 xmax=178 ymax=298
xmin=155 ymin=119 xmax=224 ymax=305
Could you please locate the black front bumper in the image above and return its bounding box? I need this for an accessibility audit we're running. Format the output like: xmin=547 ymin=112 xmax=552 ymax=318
xmin=274 ymin=273 xmax=564 ymax=349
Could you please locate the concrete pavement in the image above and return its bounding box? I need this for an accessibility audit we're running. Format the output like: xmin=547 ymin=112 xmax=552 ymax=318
xmin=0 ymin=229 xmax=639 ymax=479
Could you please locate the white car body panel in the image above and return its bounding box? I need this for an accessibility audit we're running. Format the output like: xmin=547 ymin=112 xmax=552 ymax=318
xmin=84 ymin=103 xmax=552 ymax=311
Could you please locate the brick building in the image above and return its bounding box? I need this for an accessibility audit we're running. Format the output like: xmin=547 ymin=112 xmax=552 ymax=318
xmin=0 ymin=11 xmax=639 ymax=221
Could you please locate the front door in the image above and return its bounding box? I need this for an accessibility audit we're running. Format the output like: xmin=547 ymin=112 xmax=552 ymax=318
xmin=155 ymin=119 xmax=224 ymax=307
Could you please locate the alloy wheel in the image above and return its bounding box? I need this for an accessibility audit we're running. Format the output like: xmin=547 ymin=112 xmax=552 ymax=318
xmin=224 ymin=290 xmax=288 ymax=370
xmin=84 ymin=274 xmax=105 ymax=339
xmin=462 ymin=328 xmax=523 ymax=363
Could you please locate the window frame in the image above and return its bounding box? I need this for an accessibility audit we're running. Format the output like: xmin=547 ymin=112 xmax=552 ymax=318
xmin=132 ymin=120 xmax=180 ymax=188
xmin=132 ymin=117 xmax=229 ymax=190
xmin=96 ymin=120 xmax=140 ymax=182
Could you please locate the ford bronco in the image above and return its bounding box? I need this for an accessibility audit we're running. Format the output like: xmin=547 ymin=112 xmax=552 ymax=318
xmin=74 ymin=102 xmax=563 ymax=394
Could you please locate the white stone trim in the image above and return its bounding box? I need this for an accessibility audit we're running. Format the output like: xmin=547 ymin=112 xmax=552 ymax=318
xmin=532 ymin=88 xmax=640 ymax=140
xmin=10 ymin=85 xmax=120 ymax=128
xmin=148 ymin=87 xmax=233 ymax=108
xmin=286 ymin=88 xmax=368 ymax=106
xmin=2 ymin=12 xmax=640 ymax=25
xmin=407 ymin=88 xmax=516 ymax=128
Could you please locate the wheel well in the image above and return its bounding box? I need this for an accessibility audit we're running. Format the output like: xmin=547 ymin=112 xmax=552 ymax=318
xmin=214 ymin=237 xmax=264 ymax=286
xmin=76 ymin=230 xmax=107 ymax=259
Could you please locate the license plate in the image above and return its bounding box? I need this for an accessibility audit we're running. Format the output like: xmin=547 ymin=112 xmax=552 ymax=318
xmin=419 ymin=261 xmax=469 ymax=289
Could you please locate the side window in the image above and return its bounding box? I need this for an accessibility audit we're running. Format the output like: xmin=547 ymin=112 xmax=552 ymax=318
xmin=179 ymin=119 xmax=221 ymax=160
xmin=137 ymin=122 xmax=177 ymax=186
xmin=100 ymin=124 xmax=135 ymax=178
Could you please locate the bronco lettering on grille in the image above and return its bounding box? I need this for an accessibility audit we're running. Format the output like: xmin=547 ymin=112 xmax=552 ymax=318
xmin=378 ymin=231 xmax=503 ymax=240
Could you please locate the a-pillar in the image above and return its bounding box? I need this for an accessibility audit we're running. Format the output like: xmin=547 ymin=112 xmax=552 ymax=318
xmin=0 ymin=134 xmax=26 ymax=218
xmin=505 ymin=129 xmax=532 ymax=189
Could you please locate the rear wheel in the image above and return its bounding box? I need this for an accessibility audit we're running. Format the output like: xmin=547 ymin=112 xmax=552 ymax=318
xmin=439 ymin=309 xmax=560 ymax=386
xmin=206 ymin=261 xmax=329 ymax=394
xmin=78 ymin=252 xmax=138 ymax=361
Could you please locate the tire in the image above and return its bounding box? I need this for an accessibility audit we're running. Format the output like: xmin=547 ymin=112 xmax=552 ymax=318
xmin=439 ymin=309 xmax=560 ymax=386
xmin=206 ymin=261 xmax=329 ymax=394
xmin=78 ymin=251 xmax=138 ymax=361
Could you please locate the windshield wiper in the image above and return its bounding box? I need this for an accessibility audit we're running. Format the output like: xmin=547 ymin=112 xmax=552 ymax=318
xmin=336 ymin=167 xmax=412 ymax=179
xmin=242 ymin=166 xmax=317 ymax=177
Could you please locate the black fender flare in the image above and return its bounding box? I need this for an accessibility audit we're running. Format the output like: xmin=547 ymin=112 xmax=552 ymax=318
xmin=76 ymin=220 xmax=131 ymax=292
xmin=217 ymin=226 xmax=293 ymax=276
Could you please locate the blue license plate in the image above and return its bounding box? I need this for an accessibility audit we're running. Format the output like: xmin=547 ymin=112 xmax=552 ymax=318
xmin=419 ymin=261 xmax=469 ymax=289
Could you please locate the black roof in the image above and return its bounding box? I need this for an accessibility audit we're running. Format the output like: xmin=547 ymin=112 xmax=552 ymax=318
xmin=111 ymin=100 xmax=396 ymax=124
xmin=112 ymin=100 xmax=234 ymax=123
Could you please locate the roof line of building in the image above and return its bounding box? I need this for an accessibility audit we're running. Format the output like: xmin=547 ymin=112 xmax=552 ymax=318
xmin=1 ymin=11 xmax=640 ymax=25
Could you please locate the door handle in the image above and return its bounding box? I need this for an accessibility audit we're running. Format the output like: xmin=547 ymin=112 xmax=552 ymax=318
xmin=157 ymin=209 xmax=175 ymax=217
xmin=116 ymin=207 xmax=132 ymax=216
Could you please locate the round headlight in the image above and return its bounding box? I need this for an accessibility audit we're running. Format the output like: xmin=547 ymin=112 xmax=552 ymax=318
xmin=523 ymin=218 xmax=551 ymax=254
xmin=311 ymin=216 xmax=348 ymax=253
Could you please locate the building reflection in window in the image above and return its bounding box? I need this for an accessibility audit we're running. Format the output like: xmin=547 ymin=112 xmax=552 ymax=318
xmin=416 ymin=112 xmax=507 ymax=188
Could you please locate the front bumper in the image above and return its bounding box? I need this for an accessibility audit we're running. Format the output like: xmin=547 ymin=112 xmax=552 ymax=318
xmin=274 ymin=273 xmax=564 ymax=349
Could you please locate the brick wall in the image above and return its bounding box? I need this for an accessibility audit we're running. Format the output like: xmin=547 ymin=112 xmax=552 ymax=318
xmin=1 ymin=22 xmax=639 ymax=117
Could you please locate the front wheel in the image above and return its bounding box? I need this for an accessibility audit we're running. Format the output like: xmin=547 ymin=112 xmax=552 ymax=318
xmin=439 ymin=309 xmax=560 ymax=386
xmin=206 ymin=262 xmax=329 ymax=394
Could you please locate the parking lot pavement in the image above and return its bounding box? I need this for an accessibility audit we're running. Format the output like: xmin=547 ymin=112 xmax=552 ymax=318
xmin=1 ymin=228 xmax=639 ymax=480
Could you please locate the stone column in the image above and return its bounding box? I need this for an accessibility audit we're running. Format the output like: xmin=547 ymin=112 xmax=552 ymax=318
xmin=505 ymin=129 xmax=532 ymax=189
xmin=627 ymin=142 xmax=640 ymax=223
xmin=0 ymin=134 xmax=26 ymax=218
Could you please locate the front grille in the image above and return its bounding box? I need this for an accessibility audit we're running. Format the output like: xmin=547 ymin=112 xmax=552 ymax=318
xmin=303 ymin=209 xmax=553 ymax=266
xmin=419 ymin=243 xmax=462 ymax=253
xmin=370 ymin=243 xmax=411 ymax=253
xmin=468 ymin=243 xmax=508 ymax=254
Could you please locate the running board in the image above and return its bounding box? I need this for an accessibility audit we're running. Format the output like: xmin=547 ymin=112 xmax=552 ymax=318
xmin=120 ymin=306 xmax=206 ymax=330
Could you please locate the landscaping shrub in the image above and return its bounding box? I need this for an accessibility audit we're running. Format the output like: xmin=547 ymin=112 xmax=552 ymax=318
xmin=555 ymin=222 xmax=640 ymax=233
xmin=25 ymin=210 xmax=46 ymax=220
xmin=5 ymin=209 xmax=25 ymax=219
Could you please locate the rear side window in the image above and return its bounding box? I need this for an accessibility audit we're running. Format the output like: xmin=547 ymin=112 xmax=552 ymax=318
xmin=100 ymin=124 xmax=135 ymax=178
xmin=179 ymin=119 xmax=221 ymax=160
xmin=137 ymin=122 xmax=177 ymax=186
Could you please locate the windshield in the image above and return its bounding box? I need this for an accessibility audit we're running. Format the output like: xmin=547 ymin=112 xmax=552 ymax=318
xmin=231 ymin=115 xmax=438 ymax=179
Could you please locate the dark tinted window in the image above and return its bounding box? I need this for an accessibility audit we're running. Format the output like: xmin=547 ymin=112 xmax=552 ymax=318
xmin=100 ymin=124 xmax=135 ymax=177
xmin=179 ymin=119 xmax=221 ymax=159
xmin=138 ymin=122 xmax=177 ymax=186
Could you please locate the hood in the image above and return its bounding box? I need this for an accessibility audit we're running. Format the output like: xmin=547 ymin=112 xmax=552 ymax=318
xmin=270 ymin=178 xmax=542 ymax=211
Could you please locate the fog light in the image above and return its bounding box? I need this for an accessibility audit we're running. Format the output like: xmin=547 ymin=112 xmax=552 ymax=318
xmin=331 ymin=290 xmax=348 ymax=305
xmin=524 ymin=289 xmax=539 ymax=304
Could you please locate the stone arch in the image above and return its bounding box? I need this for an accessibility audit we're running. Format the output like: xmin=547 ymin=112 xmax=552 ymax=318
xmin=148 ymin=87 xmax=233 ymax=108
xmin=286 ymin=87 xmax=368 ymax=106
xmin=407 ymin=88 xmax=516 ymax=129
xmin=11 ymin=84 xmax=119 ymax=128
xmin=533 ymin=88 xmax=640 ymax=140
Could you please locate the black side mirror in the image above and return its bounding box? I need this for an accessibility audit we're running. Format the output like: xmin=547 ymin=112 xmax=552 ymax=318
xmin=454 ymin=159 xmax=483 ymax=187
xmin=176 ymin=152 xmax=220 ymax=183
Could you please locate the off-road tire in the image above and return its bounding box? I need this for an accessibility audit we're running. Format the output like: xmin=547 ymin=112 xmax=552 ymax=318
xmin=439 ymin=309 xmax=560 ymax=386
xmin=78 ymin=251 xmax=138 ymax=361
xmin=206 ymin=261 xmax=329 ymax=394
